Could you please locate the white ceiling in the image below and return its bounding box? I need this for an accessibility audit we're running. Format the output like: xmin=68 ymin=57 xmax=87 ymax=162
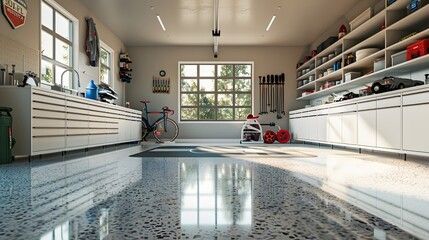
xmin=80 ymin=0 xmax=360 ymax=47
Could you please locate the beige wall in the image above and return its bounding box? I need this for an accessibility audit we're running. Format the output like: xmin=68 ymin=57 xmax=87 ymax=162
xmin=126 ymin=46 xmax=306 ymax=139
xmin=0 ymin=0 xmax=127 ymax=105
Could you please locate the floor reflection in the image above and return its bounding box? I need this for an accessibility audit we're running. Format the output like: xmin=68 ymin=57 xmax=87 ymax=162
xmin=0 ymin=146 xmax=423 ymax=239
xmin=180 ymin=161 xmax=252 ymax=228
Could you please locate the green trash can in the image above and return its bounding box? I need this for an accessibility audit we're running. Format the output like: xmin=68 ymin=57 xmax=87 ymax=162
xmin=0 ymin=107 xmax=15 ymax=164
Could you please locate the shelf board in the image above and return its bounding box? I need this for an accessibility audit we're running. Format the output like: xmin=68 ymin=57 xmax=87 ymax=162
xmin=316 ymin=54 xmax=343 ymax=71
xmin=343 ymin=49 xmax=385 ymax=71
xmin=316 ymin=39 xmax=343 ymax=59
xmin=315 ymin=69 xmax=343 ymax=83
xmin=386 ymin=28 xmax=429 ymax=52
xmin=386 ymin=4 xmax=429 ymax=31
xmin=297 ymin=81 xmax=316 ymax=91
xmin=297 ymin=58 xmax=316 ymax=72
xmin=343 ymin=29 xmax=386 ymax=55
xmin=297 ymin=53 xmax=429 ymax=100
xmin=344 ymin=10 xmax=386 ymax=41
xmin=297 ymin=69 xmax=316 ymax=81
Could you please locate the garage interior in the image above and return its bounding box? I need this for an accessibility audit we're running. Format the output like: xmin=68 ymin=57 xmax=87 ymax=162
xmin=0 ymin=0 xmax=429 ymax=239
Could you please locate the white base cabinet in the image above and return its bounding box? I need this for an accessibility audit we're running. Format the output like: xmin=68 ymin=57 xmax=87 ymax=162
xmin=289 ymin=85 xmax=429 ymax=157
xmin=0 ymin=87 xmax=142 ymax=156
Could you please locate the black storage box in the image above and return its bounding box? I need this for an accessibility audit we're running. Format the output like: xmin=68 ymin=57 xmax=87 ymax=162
xmin=387 ymin=0 xmax=397 ymax=6
xmin=317 ymin=36 xmax=338 ymax=53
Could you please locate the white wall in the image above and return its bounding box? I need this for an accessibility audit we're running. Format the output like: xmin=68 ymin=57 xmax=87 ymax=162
xmin=126 ymin=46 xmax=306 ymax=139
xmin=0 ymin=0 xmax=127 ymax=105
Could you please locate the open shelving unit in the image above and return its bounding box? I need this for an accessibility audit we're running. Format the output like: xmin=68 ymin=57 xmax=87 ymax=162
xmin=295 ymin=0 xmax=429 ymax=101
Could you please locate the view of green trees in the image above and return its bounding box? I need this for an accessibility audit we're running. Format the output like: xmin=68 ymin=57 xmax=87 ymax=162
xmin=180 ymin=64 xmax=252 ymax=121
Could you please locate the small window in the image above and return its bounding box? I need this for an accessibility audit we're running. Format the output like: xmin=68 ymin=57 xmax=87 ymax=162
xmin=179 ymin=63 xmax=253 ymax=122
xmin=40 ymin=0 xmax=76 ymax=89
xmin=99 ymin=44 xmax=113 ymax=86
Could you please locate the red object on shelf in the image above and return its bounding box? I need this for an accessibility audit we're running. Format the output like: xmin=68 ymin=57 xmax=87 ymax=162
xmin=338 ymin=24 xmax=347 ymax=39
xmin=406 ymin=39 xmax=429 ymax=61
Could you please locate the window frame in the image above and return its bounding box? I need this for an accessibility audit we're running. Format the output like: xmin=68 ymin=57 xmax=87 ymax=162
xmin=178 ymin=61 xmax=254 ymax=123
xmin=99 ymin=41 xmax=114 ymax=87
xmin=40 ymin=0 xmax=79 ymax=90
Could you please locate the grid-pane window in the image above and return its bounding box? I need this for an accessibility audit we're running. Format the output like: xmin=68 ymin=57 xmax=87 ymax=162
xmin=99 ymin=47 xmax=112 ymax=85
xmin=180 ymin=63 xmax=253 ymax=121
xmin=41 ymin=1 xmax=74 ymax=88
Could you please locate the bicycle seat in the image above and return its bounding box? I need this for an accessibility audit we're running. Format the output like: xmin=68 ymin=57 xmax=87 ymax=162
xmin=140 ymin=100 xmax=150 ymax=104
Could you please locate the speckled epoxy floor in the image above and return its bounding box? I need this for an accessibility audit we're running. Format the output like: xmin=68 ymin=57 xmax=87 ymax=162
xmin=0 ymin=144 xmax=427 ymax=239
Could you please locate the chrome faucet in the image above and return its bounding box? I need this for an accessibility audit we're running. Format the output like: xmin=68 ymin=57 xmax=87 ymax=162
xmin=60 ymin=69 xmax=81 ymax=95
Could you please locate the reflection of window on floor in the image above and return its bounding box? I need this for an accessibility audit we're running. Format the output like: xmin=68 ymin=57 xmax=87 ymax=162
xmin=40 ymin=221 xmax=69 ymax=240
xmin=180 ymin=162 xmax=252 ymax=226
xmin=99 ymin=208 xmax=109 ymax=240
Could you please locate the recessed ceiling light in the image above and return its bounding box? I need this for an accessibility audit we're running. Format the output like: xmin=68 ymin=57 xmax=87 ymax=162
xmin=157 ymin=15 xmax=166 ymax=31
xmin=266 ymin=15 xmax=276 ymax=31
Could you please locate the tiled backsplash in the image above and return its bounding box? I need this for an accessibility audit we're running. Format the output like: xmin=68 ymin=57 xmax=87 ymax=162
xmin=0 ymin=33 xmax=39 ymax=75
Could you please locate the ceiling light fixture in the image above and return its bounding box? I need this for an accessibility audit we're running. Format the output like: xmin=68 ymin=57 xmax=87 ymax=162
xmin=266 ymin=15 xmax=276 ymax=31
xmin=156 ymin=15 xmax=166 ymax=31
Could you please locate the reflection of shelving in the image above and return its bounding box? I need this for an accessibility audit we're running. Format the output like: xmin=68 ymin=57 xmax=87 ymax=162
xmin=296 ymin=1 xmax=429 ymax=100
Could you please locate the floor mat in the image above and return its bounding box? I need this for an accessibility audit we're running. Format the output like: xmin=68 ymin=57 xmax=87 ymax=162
xmin=130 ymin=146 xmax=316 ymax=158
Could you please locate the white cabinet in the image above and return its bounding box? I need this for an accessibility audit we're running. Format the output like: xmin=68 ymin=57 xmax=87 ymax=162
xmin=358 ymin=110 xmax=377 ymax=147
xmin=327 ymin=114 xmax=342 ymax=143
xmin=0 ymin=87 xmax=142 ymax=156
xmin=403 ymin=104 xmax=429 ymax=152
xmin=341 ymin=112 xmax=357 ymax=145
xmin=377 ymin=107 xmax=401 ymax=149
xmin=316 ymin=115 xmax=327 ymax=142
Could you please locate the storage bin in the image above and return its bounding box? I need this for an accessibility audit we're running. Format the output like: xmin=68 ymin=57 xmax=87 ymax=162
xmin=391 ymin=50 xmax=407 ymax=66
xmin=356 ymin=48 xmax=380 ymax=61
xmin=345 ymin=72 xmax=361 ymax=82
xmin=350 ymin=8 xmax=373 ymax=31
xmin=374 ymin=58 xmax=385 ymax=72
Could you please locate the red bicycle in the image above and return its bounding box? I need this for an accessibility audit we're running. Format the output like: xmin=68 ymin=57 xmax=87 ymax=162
xmin=140 ymin=100 xmax=179 ymax=143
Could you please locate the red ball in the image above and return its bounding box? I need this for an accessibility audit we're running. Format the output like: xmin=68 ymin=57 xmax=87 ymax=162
xmin=263 ymin=130 xmax=277 ymax=144
xmin=277 ymin=129 xmax=291 ymax=144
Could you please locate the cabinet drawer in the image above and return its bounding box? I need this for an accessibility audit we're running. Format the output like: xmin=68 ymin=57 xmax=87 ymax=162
xmin=66 ymin=135 xmax=89 ymax=148
xmin=33 ymin=128 xmax=65 ymax=137
xmin=33 ymin=118 xmax=66 ymax=128
xmin=358 ymin=101 xmax=377 ymax=111
xmin=89 ymin=129 xmax=118 ymax=135
xmin=89 ymin=134 xmax=118 ymax=146
xmin=33 ymin=102 xmax=65 ymax=112
xmin=33 ymin=94 xmax=64 ymax=105
xmin=33 ymin=136 xmax=66 ymax=153
xmin=338 ymin=104 xmax=357 ymax=113
xmin=33 ymin=109 xmax=66 ymax=119
xmin=66 ymin=128 xmax=89 ymax=135
xmin=66 ymin=100 xmax=89 ymax=109
xmin=66 ymin=106 xmax=88 ymax=115
xmin=377 ymin=97 xmax=401 ymax=108
xmin=89 ymin=121 xmax=118 ymax=129
xmin=88 ymin=115 xmax=117 ymax=124
xmin=67 ymin=113 xmax=88 ymax=121
xmin=67 ymin=120 xmax=88 ymax=128
xmin=403 ymin=91 xmax=429 ymax=106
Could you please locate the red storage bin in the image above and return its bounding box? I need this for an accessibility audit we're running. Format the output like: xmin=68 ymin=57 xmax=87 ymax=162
xmin=406 ymin=39 xmax=429 ymax=61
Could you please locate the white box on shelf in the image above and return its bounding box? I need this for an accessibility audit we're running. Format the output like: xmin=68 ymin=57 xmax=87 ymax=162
xmin=350 ymin=8 xmax=373 ymax=31
xmin=374 ymin=58 xmax=385 ymax=72
xmin=391 ymin=50 xmax=407 ymax=66
xmin=345 ymin=72 xmax=362 ymax=82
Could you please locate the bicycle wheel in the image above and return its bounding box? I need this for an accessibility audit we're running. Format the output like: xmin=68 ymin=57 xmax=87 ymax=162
xmin=153 ymin=118 xmax=179 ymax=143
xmin=142 ymin=119 xmax=150 ymax=141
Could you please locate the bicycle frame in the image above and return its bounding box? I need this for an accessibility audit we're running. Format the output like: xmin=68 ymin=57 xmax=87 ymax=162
xmin=141 ymin=102 xmax=170 ymax=132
